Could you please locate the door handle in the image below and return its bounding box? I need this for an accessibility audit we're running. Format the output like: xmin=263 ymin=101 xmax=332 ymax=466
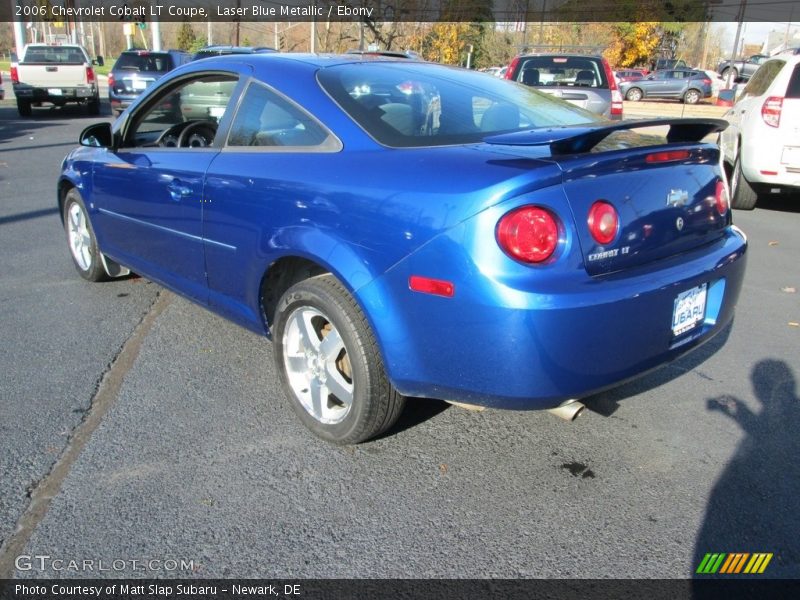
xmin=166 ymin=179 xmax=192 ymax=201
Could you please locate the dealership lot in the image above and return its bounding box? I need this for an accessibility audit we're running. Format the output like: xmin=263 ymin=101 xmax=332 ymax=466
xmin=0 ymin=101 xmax=798 ymax=579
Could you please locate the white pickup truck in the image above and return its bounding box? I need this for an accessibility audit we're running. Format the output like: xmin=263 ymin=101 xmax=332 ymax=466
xmin=11 ymin=44 xmax=104 ymax=116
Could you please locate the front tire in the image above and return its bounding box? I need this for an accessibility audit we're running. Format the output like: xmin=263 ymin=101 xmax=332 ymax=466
xmin=730 ymin=154 xmax=758 ymax=210
xmin=626 ymin=87 xmax=643 ymax=102
xmin=63 ymin=188 xmax=109 ymax=281
xmin=273 ymin=274 xmax=405 ymax=444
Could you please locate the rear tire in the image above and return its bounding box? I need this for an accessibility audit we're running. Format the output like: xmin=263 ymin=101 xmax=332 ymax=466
xmin=683 ymin=89 xmax=701 ymax=104
xmin=87 ymin=96 xmax=101 ymax=116
xmin=626 ymin=88 xmax=643 ymax=102
xmin=273 ymin=274 xmax=405 ymax=444
xmin=17 ymin=99 xmax=32 ymax=117
xmin=730 ymin=154 xmax=758 ymax=210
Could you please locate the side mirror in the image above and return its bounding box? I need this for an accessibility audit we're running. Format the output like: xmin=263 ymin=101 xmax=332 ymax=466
xmin=80 ymin=122 xmax=114 ymax=149
xmin=93 ymin=56 xmax=105 ymax=67
xmin=646 ymin=75 xmax=655 ymax=80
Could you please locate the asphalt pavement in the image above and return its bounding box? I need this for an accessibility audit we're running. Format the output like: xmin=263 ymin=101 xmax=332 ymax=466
xmin=0 ymin=97 xmax=798 ymax=580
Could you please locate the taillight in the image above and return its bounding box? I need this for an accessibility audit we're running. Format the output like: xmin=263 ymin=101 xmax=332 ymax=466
xmin=611 ymin=89 xmax=623 ymax=117
xmin=761 ymin=96 xmax=783 ymax=128
xmin=601 ymin=58 xmax=619 ymax=91
xmin=10 ymin=65 xmax=19 ymax=84
xmin=715 ymin=180 xmax=729 ymax=216
xmin=587 ymin=201 xmax=619 ymax=245
xmin=107 ymin=72 xmax=115 ymax=87
xmin=505 ymin=57 xmax=520 ymax=80
xmin=496 ymin=206 xmax=560 ymax=264
xmin=702 ymin=78 xmax=712 ymax=86
xmin=646 ymin=149 xmax=690 ymax=163
xmin=86 ymin=66 xmax=96 ymax=84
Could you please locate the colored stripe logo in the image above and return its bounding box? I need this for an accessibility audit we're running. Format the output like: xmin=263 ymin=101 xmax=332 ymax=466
xmin=696 ymin=553 xmax=773 ymax=574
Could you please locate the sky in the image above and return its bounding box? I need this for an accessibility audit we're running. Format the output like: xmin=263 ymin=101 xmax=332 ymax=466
xmin=719 ymin=20 xmax=800 ymax=51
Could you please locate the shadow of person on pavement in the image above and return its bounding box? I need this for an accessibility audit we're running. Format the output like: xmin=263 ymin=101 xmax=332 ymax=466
xmin=692 ymin=359 xmax=799 ymax=584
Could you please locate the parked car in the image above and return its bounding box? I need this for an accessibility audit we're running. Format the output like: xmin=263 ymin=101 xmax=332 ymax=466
xmin=719 ymin=52 xmax=800 ymax=209
xmin=504 ymin=53 xmax=623 ymax=119
xmin=192 ymin=45 xmax=276 ymax=61
xmin=0 ymin=71 xmax=4 ymax=101
xmin=109 ymin=49 xmax=191 ymax=115
xmin=717 ymin=54 xmax=769 ymax=83
xmin=62 ymin=54 xmax=746 ymax=443
xmin=11 ymin=44 xmax=103 ymax=116
xmin=651 ymin=58 xmax=688 ymax=71
xmin=620 ymin=69 xmax=713 ymax=104
xmin=615 ymin=69 xmax=648 ymax=82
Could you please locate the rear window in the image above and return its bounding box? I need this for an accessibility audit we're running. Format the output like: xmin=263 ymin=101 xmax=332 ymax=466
xmin=743 ymin=59 xmax=785 ymax=97
xmin=786 ymin=64 xmax=800 ymax=99
xmin=115 ymin=53 xmax=173 ymax=72
xmin=513 ymin=56 xmax=608 ymax=89
xmin=317 ymin=63 xmax=600 ymax=148
xmin=22 ymin=47 xmax=85 ymax=64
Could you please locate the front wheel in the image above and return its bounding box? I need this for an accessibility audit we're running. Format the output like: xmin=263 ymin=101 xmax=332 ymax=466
xmin=683 ymin=89 xmax=701 ymax=104
xmin=273 ymin=274 xmax=405 ymax=444
xmin=63 ymin=188 xmax=109 ymax=281
xmin=626 ymin=88 xmax=643 ymax=102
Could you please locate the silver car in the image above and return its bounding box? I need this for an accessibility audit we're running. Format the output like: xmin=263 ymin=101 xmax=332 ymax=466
xmin=504 ymin=54 xmax=623 ymax=120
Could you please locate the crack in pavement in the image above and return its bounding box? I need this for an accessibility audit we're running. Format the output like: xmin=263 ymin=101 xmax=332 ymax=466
xmin=0 ymin=291 xmax=171 ymax=578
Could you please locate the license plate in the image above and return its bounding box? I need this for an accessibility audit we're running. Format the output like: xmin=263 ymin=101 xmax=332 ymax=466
xmin=781 ymin=146 xmax=800 ymax=168
xmin=208 ymin=106 xmax=226 ymax=118
xmin=132 ymin=80 xmax=148 ymax=91
xmin=48 ymin=88 xmax=63 ymax=96
xmin=672 ymin=284 xmax=707 ymax=336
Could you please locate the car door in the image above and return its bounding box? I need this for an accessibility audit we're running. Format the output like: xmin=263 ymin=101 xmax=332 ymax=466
xmin=201 ymin=80 xmax=342 ymax=331
xmin=91 ymin=69 xmax=244 ymax=300
xmin=661 ymin=71 xmax=685 ymax=97
xmin=643 ymin=71 xmax=668 ymax=97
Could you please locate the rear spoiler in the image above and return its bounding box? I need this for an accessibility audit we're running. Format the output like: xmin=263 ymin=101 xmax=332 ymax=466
xmin=484 ymin=118 xmax=728 ymax=155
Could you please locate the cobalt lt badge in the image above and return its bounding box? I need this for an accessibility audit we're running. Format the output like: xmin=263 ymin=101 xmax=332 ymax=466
xmin=676 ymin=217 xmax=685 ymax=231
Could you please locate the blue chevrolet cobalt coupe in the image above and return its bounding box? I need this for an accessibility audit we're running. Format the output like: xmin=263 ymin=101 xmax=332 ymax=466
xmin=60 ymin=54 xmax=747 ymax=444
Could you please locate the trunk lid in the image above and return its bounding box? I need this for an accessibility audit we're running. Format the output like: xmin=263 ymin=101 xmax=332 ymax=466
xmin=485 ymin=119 xmax=731 ymax=276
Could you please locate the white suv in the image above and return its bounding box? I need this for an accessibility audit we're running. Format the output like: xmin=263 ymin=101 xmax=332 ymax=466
xmin=720 ymin=50 xmax=800 ymax=209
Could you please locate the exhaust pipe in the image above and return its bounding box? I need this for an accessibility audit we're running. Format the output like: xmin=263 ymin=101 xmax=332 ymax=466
xmin=547 ymin=399 xmax=585 ymax=421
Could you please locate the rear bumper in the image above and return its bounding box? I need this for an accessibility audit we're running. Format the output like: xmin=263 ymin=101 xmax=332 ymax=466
xmin=358 ymin=225 xmax=747 ymax=409
xmin=742 ymin=138 xmax=800 ymax=190
xmin=14 ymin=84 xmax=97 ymax=102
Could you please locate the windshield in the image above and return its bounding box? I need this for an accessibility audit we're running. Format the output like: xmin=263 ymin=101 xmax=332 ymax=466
xmin=22 ymin=46 xmax=86 ymax=64
xmin=317 ymin=63 xmax=601 ymax=148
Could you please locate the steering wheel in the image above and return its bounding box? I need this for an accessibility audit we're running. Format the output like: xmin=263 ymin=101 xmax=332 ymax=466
xmin=155 ymin=121 xmax=218 ymax=148
xmin=155 ymin=122 xmax=189 ymax=147
xmin=177 ymin=120 xmax=218 ymax=148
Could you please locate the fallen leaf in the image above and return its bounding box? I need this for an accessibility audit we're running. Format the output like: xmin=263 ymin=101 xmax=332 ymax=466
xmin=781 ymin=287 xmax=797 ymax=294
xmin=789 ymin=322 xmax=799 ymax=328
xmin=439 ymin=463 xmax=448 ymax=475
xmin=768 ymin=241 xmax=779 ymax=247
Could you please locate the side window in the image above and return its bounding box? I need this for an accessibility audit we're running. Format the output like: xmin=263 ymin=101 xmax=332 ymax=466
xmin=785 ymin=64 xmax=800 ymax=99
xmin=227 ymin=82 xmax=336 ymax=149
xmin=125 ymin=74 xmax=239 ymax=148
xmin=743 ymin=60 xmax=785 ymax=97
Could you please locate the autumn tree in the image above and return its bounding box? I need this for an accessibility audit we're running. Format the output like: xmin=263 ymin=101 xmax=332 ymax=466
xmin=175 ymin=22 xmax=196 ymax=51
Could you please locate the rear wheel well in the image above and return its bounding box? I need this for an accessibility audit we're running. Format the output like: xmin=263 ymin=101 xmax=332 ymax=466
xmin=260 ymin=257 xmax=328 ymax=332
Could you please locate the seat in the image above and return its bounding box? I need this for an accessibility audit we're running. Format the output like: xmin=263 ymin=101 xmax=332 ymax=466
xmin=575 ymin=70 xmax=596 ymax=87
xmin=521 ymin=68 xmax=540 ymax=86
xmin=479 ymin=103 xmax=520 ymax=132
xmin=379 ymin=103 xmax=414 ymax=136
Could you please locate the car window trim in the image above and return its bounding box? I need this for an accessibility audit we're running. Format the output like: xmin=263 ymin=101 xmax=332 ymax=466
xmin=221 ymin=77 xmax=343 ymax=154
xmin=118 ymin=68 xmax=249 ymax=151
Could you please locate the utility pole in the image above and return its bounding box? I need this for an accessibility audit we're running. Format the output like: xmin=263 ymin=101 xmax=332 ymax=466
xmin=725 ymin=0 xmax=747 ymax=89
